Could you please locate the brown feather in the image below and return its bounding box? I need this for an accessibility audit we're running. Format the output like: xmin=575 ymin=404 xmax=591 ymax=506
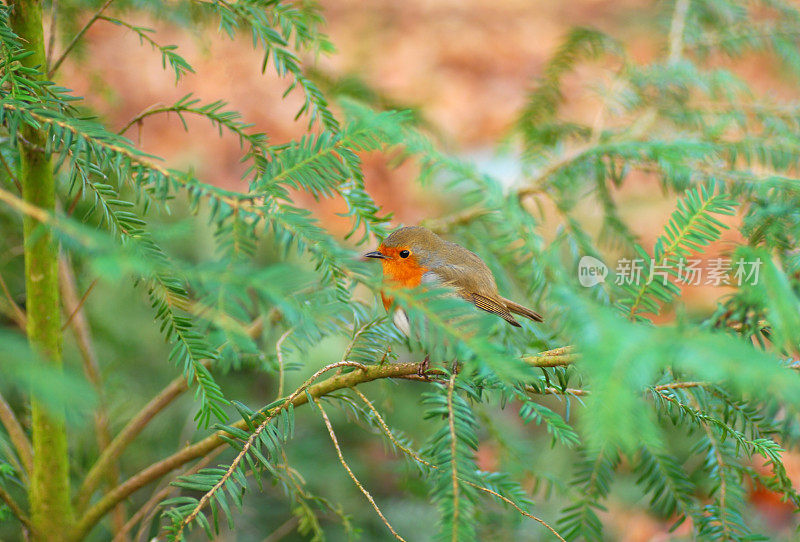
xmin=471 ymin=293 xmax=521 ymax=327
xmin=500 ymin=296 xmax=544 ymax=322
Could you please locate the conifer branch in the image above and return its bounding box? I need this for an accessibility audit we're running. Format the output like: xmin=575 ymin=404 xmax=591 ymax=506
xmin=173 ymin=360 xmax=371 ymax=538
xmin=117 ymin=97 xmax=256 ymax=143
xmin=528 ymin=386 xmax=589 ymax=397
xmin=688 ymin=394 xmax=732 ymax=538
xmin=353 ymin=389 xmax=566 ymax=540
xmin=522 ymin=346 xmax=577 ymax=367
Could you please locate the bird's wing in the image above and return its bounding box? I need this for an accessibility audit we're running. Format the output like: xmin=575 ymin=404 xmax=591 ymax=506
xmin=500 ymin=296 xmax=544 ymax=322
xmin=427 ymin=265 xmax=522 ymax=326
xmin=425 ymin=260 xmax=496 ymax=296
xmin=471 ymin=293 xmax=522 ymax=327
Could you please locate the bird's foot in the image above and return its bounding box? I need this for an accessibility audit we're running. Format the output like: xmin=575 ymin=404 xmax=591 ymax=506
xmin=449 ymin=359 xmax=461 ymax=375
xmin=418 ymin=354 xmax=431 ymax=378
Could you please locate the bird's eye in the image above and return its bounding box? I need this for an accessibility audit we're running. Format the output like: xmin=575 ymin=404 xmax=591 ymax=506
xmin=399 ymin=250 xmax=410 ymax=258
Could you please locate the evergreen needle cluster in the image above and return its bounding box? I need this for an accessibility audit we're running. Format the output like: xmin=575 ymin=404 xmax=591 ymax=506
xmin=1 ymin=1 xmax=800 ymax=541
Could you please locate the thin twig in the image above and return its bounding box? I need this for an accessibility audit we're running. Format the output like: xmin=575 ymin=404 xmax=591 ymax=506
xmin=314 ymin=397 xmax=408 ymax=542
xmin=48 ymin=0 xmax=116 ymax=76
xmin=262 ymin=516 xmax=300 ymax=542
xmin=117 ymin=103 xmax=169 ymax=136
xmin=77 ymin=314 xmax=265 ymax=511
xmin=65 ymin=184 xmax=84 ymax=216
xmin=0 ymin=150 xmax=22 ymax=193
xmin=526 ymin=386 xmax=589 ymax=397
xmin=0 ymin=483 xmax=32 ymax=532
xmin=46 ymin=0 xmax=58 ymax=70
xmin=0 ymin=271 xmax=26 ymax=329
xmin=61 ymin=277 xmax=98 ymax=331
xmin=334 ymin=319 xmax=383 ymax=379
xmin=351 ymin=388 xmax=432 ymax=467
xmin=0 ymin=393 xmax=32 ymax=475
xmin=425 ymin=207 xmax=493 ymax=234
xmin=668 ymin=0 xmax=690 ymax=64
xmin=654 ymin=381 xmax=707 ymax=391
xmin=275 ymin=328 xmax=293 ymax=400
xmin=0 ymin=439 xmax=26 ymax=485
xmin=463 ymin=481 xmax=566 ymax=542
xmin=446 ymin=373 xmax=460 ymax=542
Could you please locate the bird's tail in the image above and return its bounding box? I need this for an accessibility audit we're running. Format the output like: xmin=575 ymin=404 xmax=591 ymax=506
xmin=501 ymin=297 xmax=543 ymax=322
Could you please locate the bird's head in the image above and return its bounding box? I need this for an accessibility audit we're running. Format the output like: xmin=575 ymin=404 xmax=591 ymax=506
xmin=364 ymin=226 xmax=444 ymax=285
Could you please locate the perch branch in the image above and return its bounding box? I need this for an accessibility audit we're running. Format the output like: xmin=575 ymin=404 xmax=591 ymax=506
xmin=522 ymin=346 xmax=577 ymax=367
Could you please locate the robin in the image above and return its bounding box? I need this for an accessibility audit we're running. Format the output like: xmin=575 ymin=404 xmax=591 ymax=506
xmin=365 ymin=226 xmax=543 ymax=337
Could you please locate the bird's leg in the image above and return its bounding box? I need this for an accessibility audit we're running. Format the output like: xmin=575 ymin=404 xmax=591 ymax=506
xmin=378 ymin=345 xmax=392 ymax=365
xmin=418 ymin=354 xmax=431 ymax=377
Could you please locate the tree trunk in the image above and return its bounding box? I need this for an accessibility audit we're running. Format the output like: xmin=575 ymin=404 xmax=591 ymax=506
xmin=9 ymin=1 xmax=74 ymax=539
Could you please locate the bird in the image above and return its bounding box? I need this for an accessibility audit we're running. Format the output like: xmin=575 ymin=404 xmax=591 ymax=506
xmin=365 ymin=225 xmax=543 ymax=336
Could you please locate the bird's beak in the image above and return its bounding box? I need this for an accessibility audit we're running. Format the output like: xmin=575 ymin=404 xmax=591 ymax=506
xmin=364 ymin=250 xmax=388 ymax=260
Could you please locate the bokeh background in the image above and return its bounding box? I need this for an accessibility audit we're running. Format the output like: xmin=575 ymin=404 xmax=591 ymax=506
xmin=9 ymin=1 xmax=797 ymax=540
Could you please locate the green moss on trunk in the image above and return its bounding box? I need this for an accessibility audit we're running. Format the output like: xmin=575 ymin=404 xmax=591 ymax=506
xmin=10 ymin=1 xmax=73 ymax=539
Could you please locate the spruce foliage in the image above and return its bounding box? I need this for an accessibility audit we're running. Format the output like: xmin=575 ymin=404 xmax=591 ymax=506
xmin=1 ymin=1 xmax=800 ymax=540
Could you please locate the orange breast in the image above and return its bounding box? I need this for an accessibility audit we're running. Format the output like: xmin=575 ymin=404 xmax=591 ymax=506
xmin=378 ymin=246 xmax=428 ymax=312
